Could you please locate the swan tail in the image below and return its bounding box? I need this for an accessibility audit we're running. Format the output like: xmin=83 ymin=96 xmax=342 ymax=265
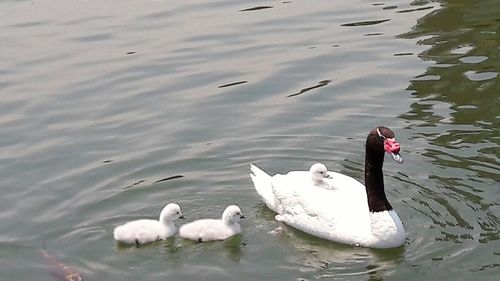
xmin=249 ymin=164 xmax=277 ymax=212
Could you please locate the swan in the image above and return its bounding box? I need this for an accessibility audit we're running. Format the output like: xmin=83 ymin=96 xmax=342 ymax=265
xmin=249 ymin=126 xmax=406 ymax=248
xmin=113 ymin=203 xmax=184 ymax=245
xmin=179 ymin=205 xmax=245 ymax=242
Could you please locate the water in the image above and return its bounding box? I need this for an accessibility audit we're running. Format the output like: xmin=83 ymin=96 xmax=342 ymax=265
xmin=0 ymin=0 xmax=498 ymax=280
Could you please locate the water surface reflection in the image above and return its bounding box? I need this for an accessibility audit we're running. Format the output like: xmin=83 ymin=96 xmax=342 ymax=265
xmin=397 ymin=0 xmax=499 ymax=278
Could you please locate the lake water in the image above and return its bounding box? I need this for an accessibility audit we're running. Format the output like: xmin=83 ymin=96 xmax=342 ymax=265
xmin=1 ymin=0 xmax=498 ymax=280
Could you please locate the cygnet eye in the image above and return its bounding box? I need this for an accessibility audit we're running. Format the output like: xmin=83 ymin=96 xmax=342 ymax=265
xmin=176 ymin=211 xmax=180 ymax=214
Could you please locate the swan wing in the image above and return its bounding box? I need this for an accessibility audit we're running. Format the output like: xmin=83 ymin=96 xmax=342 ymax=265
xmin=274 ymin=172 xmax=373 ymax=245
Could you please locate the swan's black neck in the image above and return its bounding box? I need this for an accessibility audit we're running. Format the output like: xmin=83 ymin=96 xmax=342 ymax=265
xmin=364 ymin=138 xmax=393 ymax=213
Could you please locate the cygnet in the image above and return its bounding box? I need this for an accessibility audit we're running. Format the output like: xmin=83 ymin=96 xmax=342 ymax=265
xmin=310 ymin=163 xmax=333 ymax=188
xmin=179 ymin=205 xmax=244 ymax=242
xmin=113 ymin=203 xmax=183 ymax=245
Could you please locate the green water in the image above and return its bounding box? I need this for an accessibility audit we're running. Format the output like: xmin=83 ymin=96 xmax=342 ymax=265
xmin=0 ymin=0 xmax=498 ymax=280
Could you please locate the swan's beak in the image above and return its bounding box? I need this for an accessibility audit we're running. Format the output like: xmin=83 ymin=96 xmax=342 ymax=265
xmin=384 ymin=138 xmax=403 ymax=164
xmin=391 ymin=152 xmax=404 ymax=164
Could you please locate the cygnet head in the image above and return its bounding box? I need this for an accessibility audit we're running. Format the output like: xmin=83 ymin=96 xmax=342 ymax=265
xmin=159 ymin=203 xmax=184 ymax=224
xmin=222 ymin=205 xmax=245 ymax=224
xmin=310 ymin=163 xmax=332 ymax=183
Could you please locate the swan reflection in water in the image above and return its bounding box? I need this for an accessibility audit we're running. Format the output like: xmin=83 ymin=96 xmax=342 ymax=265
xmin=275 ymin=223 xmax=405 ymax=281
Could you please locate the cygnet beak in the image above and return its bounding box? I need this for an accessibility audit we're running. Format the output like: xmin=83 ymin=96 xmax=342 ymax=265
xmin=325 ymin=173 xmax=333 ymax=179
xmin=240 ymin=214 xmax=246 ymax=219
xmin=179 ymin=214 xmax=185 ymax=219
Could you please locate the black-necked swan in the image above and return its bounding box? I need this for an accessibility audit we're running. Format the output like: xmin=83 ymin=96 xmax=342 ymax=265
xmin=249 ymin=126 xmax=406 ymax=248
xmin=179 ymin=205 xmax=245 ymax=242
xmin=113 ymin=203 xmax=184 ymax=245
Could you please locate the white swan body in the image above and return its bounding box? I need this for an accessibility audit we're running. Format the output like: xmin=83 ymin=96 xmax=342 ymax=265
xmin=179 ymin=205 xmax=245 ymax=242
xmin=250 ymin=127 xmax=406 ymax=248
xmin=113 ymin=203 xmax=183 ymax=245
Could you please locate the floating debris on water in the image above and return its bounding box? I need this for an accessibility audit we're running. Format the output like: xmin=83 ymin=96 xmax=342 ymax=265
xmin=154 ymin=175 xmax=184 ymax=184
xmin=122 ymin=179 xmax=146 ymax=189
xmin=218 ymin=81 xmax=248 ymax=88
xmin=287 ymin=80 xmax=331 ymax=98
xmin=240 ymin=6 xmax=273 ymax=12
xmin=341 ymin=19 xmax=390 ymax=27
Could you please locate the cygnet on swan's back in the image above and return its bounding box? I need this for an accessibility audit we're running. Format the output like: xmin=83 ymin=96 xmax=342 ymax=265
xmin=179 ymin=205 xmax=245 ymax=242
xmin=113 ymin=203 xmax=184 ymax=245
xmin=310 ymin=163 xmax=333 ymax=189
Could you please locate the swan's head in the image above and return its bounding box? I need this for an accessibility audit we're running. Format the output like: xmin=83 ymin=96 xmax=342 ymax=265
xmin=369 ymin=127 xmax=404 ymax=164
xmin=222 ymin=205 xmax=245 ymax=224
xmin=159 ymin=203 xmax=184 ymax=224
xmin=309 ymin=163 xmax=332 ymax=182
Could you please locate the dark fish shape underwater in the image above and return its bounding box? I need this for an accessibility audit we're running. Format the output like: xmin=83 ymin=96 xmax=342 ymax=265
xmin=40 ymin=249 xmax=83 ymax=281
